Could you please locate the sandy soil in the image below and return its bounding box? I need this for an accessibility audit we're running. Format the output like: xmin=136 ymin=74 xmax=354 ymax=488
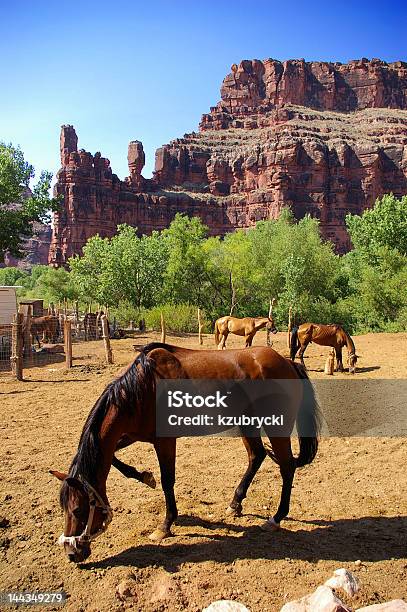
xmin=0 ymin=331 xmax=406 ymax=611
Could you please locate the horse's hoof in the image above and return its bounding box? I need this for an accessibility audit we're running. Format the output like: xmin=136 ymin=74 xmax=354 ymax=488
xmin=226 ymin=505 xmax=242 ymax=518
xmin=260 ymin=517 xmax=281 ymax=532
xmin=148 ymin=528 xmax=172 ymax=542
xmin=142 ymin=471 xmax=156 ymax=489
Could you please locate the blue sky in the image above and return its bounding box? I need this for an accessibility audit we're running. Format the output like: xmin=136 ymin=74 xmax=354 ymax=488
xmin=1 ymin=0 xmax=406 ymax=181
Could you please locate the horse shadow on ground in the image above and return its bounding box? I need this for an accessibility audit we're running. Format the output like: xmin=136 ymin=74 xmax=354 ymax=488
xmin=83 ymin=514 xmax=407 ymax=572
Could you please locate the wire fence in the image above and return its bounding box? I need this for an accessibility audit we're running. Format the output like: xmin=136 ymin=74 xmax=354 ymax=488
xmin=0 ymin=308 xmax=115 ymax=377
xmin=0 ymin=325 xmax=12 ymax=372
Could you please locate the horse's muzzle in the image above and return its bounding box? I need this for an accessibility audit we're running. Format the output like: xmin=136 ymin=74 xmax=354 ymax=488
xmin=65 ymin=544 xmax=90 ymax=563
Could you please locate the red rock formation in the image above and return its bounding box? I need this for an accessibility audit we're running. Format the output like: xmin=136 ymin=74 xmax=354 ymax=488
xmin=2 ymin=222 xmax=52 ymax=269
xmin=49 ymin=59 xmax=407 ymax=266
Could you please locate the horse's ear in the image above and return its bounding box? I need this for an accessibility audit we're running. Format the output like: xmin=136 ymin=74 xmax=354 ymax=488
xmin=49 ymin=470 xmax=68 ymax=481
xmin=65 ymin=477 xmax=85 ymax=492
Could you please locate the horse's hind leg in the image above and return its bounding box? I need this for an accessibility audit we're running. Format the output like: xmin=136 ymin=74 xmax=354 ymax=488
xmin=150 ymin=437 xmax=178 ymax=542
xmin=262 ymin=437 xmax=295 ymax=530
xmin=219 ymin=331 xmax=228 ymax=350
xmin=227 ymin=436 xmax=266 ymax=517
xmin=298 ymin=342 xmax=308 ymax=369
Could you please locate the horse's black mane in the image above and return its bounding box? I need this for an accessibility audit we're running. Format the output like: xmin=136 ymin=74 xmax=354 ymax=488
xmin=60 ymin=346 xmax=157 ymax=509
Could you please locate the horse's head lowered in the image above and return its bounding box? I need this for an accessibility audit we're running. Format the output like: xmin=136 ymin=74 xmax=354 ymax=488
xmin=266 ymin=316 xmax=278 ymax=334
xmin=50 ymin=470 xmax=112 ymax=563
xmin=348 ymin=352 xmax=358 ymax=374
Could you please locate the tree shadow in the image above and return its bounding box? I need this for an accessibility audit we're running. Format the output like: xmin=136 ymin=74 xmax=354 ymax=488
xmin=82 ymin=514 xmax=407 ymax=572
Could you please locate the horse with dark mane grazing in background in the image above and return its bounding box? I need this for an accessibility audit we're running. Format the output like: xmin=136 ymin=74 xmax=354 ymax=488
xmin=50 ymin=342 xmax=321 ymax=563
xmin=290 ymin=323 xmax=358 ymax=373
xmin=214 ymin=315 xmax=277 ymax=349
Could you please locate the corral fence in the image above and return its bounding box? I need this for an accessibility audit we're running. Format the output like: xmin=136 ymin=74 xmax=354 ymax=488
xmin=0 ymin=302 xmax=114 ymax=380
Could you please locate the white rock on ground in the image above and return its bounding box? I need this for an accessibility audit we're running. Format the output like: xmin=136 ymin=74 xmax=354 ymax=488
xmin=356 ymin=601 xmax=407 ymax=611
xmin=325 ymin=568 xmax=361 ymax=596
xmin=203 ymin=601 xmax=250 ymax=612
xmin=280 ymin=584 xmax=352 ymax=612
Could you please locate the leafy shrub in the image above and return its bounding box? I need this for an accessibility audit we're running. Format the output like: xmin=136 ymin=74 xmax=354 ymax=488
xmin=144 ymin=304 xmax=211 ymax=334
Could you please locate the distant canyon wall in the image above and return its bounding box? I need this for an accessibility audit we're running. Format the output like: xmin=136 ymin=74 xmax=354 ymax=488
xmin=49 ymin=58 xmax=407 ymax=266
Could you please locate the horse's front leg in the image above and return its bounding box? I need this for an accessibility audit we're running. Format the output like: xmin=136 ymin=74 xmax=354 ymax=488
xmin=150 ymin=438 xmax=177 ymax=542
xmin=335 ymin=347 xmax=344 ymax=372
xmin=245 ymin=332 xmax=255 ymax=348
xmin=112 ymin=455 xmax=156 ymax=488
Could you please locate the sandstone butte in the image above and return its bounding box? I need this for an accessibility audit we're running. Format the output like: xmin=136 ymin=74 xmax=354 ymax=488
xmin=48 ymin=57 xmax=407 ymax=266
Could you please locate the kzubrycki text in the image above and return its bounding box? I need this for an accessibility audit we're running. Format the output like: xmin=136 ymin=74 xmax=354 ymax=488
xmin=168 ymin=414 xmax=284 ymax=428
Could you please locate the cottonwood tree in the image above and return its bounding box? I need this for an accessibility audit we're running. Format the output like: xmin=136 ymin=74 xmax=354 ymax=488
xmin=0 ymin=142 xmax=59 ymax=262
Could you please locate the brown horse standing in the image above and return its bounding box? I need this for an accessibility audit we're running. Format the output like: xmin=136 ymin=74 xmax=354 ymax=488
xmin=26 ymin=315 xmax=60 ymax=348
xmin=290 ymin=323 xmax=358 ymax=373
xmin=214 ymin=315 xmax=277 ymax=349
xmin=51 ymin=342 xmax=320 ymax=563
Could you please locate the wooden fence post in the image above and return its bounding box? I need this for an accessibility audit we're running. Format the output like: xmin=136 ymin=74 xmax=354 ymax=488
xmin=198 ymin=308 xmax=203 ymax=346
xmin=95 ymin=311 xmax=101 ymax=340
xmin=64 ymin=319 xmax=72 ymax=368
xmin=287 ymin=305 xmax=292 ymax=349
xmin=160 ymin=312 xmax=166 ymax=344
xmin=11 ymin=312 xmax=24 ymax=380
xmin=267 ymin=297 xmax=276 ymax=346
xmin=101 ymin=315 xmax=113 ymax=364
xmin=21 ymin=304 xmax=32 ymax=365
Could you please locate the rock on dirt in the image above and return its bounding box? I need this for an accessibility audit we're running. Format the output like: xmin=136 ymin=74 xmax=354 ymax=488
xmin=280 ymin=584 xmax=352 ymax=612
xmin=149 ymin=571 xmax=181 ymax=604
xmin=116 ymin=577 xmax=138 ymax=602
xmin=203 ymin=601 xmax=250 ymax=612
xmin=356 ymin=602 xmax=407 ymax=611
xmin=325 ymin=568 xmax=361 ymax=596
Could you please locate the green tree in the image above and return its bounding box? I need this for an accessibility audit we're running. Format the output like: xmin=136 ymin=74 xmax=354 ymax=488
xmin=0 ymin=266 xmax=29 ymax=287
xmin=69 ymin=234 xmax=110 ymax=305
xmin=0 ymin=143 xmax=60 ymax=262
xmin=346 ymin=194 xmax=407 ymax=257
xmin=162 ymin=214 xmax=208 ymax=304
xmin=69 ymin=225 xmax=168 ymax=311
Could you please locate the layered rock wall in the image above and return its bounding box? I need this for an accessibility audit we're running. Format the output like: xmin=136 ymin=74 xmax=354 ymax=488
xmin=49 ymin=58 xmax=407 ymax=266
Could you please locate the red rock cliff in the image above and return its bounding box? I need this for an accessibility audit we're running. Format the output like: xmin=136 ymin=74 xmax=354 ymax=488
xmin=49 ymin=58 xmax=407 ymax=266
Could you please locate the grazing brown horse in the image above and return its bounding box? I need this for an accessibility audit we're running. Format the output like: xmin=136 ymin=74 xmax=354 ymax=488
xmin=290 ymin=323 xmax=358 ymax=374
xmin=214 ymin=315 xmax=277 ymax=349
xmin=51 ymin=342 xmax=320 ymax=563
xmin=25 ymin=315 xmax=60 ymax=348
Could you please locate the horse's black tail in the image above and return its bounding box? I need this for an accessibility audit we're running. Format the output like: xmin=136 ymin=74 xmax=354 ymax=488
xmin=291 ymin=362 xmax=321 ymax=468
xmin=290 ymin=325 xmax=299 ymax=361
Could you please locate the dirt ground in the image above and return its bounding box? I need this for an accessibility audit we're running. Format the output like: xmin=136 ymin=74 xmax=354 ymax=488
xmin=0 ymin=330 xmax=406 ymax=612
